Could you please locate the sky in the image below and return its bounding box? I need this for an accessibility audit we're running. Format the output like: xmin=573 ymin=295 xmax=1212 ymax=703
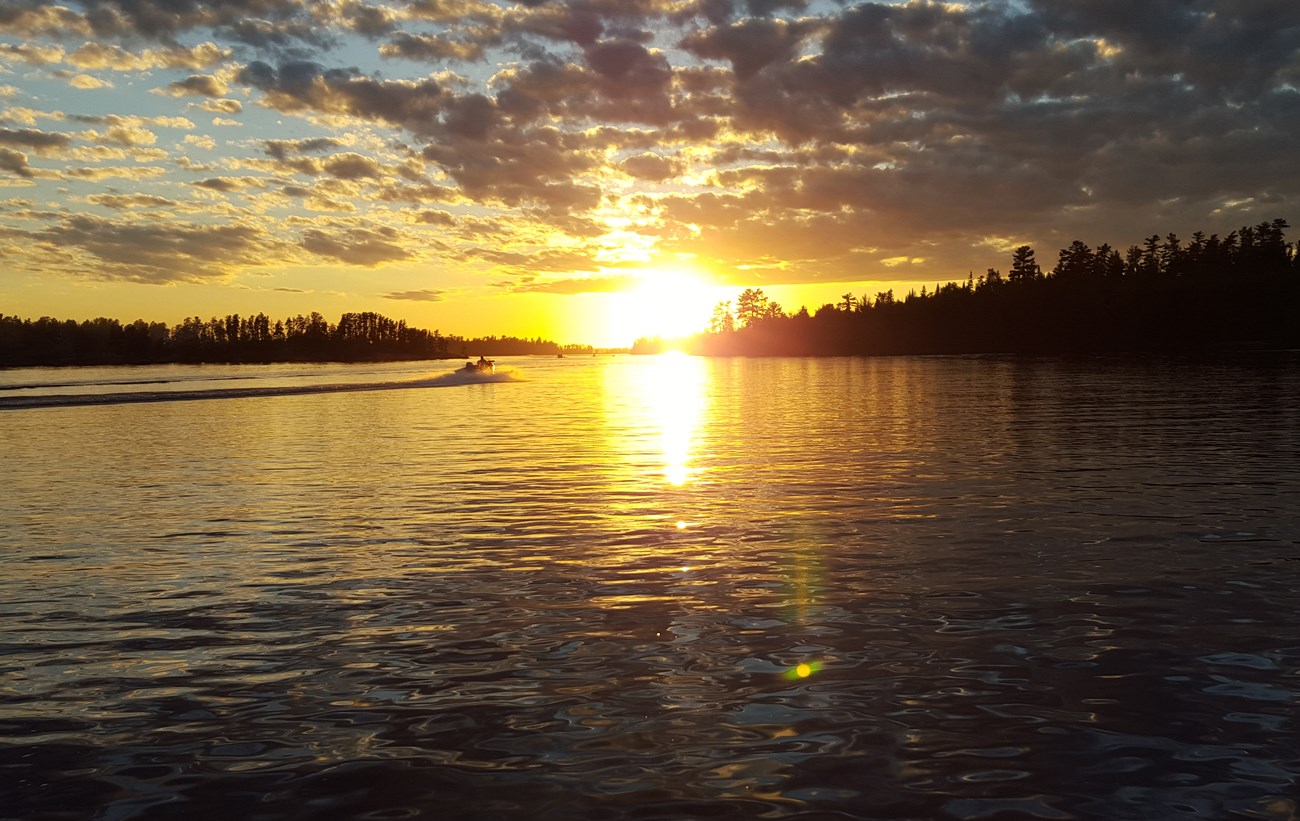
xmin=1 ymin=0 xmax=1298 ymax=347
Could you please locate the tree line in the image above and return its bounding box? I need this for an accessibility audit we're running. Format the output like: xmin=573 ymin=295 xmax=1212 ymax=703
xmin=633 ymin=218 xmax=1300 ymax=356
xmin=0 ymin=310 xmax=574 ymax=367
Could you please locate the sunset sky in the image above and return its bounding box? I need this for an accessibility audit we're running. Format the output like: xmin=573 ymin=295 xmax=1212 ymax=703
xmin=2 ymin=0 xmax=1298 ymax=346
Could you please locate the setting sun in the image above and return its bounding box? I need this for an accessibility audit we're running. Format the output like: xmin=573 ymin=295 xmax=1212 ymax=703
xmin=606 ymin=269 xmax=724 ymax=345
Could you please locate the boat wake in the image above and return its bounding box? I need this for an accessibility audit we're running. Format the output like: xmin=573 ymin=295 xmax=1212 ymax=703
xmin=422 ymin=367 xmax=521 ymax=388
xmin=0 ymin=366 xmax=523 ymax=410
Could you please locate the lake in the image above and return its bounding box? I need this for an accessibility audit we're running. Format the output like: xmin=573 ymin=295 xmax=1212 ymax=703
xmin=3 ymin=353 xmax=1299 ymax=820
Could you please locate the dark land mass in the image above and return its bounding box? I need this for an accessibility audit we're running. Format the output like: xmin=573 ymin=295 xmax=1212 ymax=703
xmin=6 ymin=219 xmax=1298 ymax=367
xmin=635 ymin=218 xmax=1300 ymax=357
xmin=0 ymin=310 xmax=596 ymax=368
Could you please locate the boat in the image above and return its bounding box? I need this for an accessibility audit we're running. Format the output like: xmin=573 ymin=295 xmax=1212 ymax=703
xmin=461 ymin=357 xmax=495 ymax=373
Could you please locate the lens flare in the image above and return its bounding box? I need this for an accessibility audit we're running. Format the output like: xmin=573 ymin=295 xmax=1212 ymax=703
xmin=785 ymin=661 xmax=821 ymax=680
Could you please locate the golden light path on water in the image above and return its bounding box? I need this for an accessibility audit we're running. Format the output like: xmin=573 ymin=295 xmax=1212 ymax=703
xmin=8 ymin=356 xmax=1300 ymax=818
xmin=614 ymin=352 xmax=822 ymax=680
xmin=643 ymin=351 xmax=709 ymax=488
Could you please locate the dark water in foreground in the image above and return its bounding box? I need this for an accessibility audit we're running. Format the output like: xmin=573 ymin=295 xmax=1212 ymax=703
xmin=3 ymin=354 xmax=1299 ymax=820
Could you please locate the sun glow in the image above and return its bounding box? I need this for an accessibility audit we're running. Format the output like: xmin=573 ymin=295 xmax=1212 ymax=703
xmin=606 ymin=269 xmax=723 ymax=346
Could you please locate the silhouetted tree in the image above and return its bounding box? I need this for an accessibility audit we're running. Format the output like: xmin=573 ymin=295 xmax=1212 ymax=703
xmin=736 ymin=288 xmax=771 ymax=327
xmin=0 ymin=310 xmax=474 ymax=366
xmin=682 ymin=217 xmax=1299 ymax=358
xmin=1008 ymin=246 xmax=1041 ymax=283
xmin=710 ymin=301 xmax=735 ymax=334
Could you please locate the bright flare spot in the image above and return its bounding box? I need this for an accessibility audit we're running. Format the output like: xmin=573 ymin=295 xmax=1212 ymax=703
xmin=785 ymin=661 xmax=821 ymax=680
xmin=609 ymin=269 xmax=722 ymax=344
xmin=676 ymin=520 xmax=687 ymax=529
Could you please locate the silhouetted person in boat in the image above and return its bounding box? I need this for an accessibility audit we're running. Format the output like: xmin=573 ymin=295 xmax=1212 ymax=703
xmin=477 ymin=355 xmax=490 ymax=368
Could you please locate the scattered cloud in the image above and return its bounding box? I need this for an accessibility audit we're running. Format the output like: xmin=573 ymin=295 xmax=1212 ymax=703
xmin=193 ymin=177 xmax=245 ymax=192
xmin=67 ymin=42 xmax=230 ymax=72
xmin=19 ymin=214 xmax=278 ymax=283
xmin=322 ymin=152 xmax=383 ymax=180
xmin=513 ymin=274 xmax=635 ymax=294
xmin=3 ymin=0 xmax=1300 ymax=303
xmin=163 ymin=75 xmax=228 ymax=98
xmin=0 ymin=146 xmax=33 ymax=177
xmin=0 ymin=128 xmax=72 ymax=153
xmin=68 ymin=74 xmax=112 ymax=90
xmin=620 ymin=152 xmax=680 ymax=181
xmin=302 ymin=224 xmax=413 ymax=266
xmin=384 ymin=288 xmax=445 ymax=302
xmin=410 ymin=208 xmax=454 ymax=226
xmin=86 ymin=193 xmax=179 ymax=209
xmin=196 ymin=98 xmax=242 ymax=114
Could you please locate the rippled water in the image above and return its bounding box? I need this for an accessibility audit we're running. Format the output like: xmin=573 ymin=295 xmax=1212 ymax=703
xmin=3 ymin=353 xmax=1299 ymax=820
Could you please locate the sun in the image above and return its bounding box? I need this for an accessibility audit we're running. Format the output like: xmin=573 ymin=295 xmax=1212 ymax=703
xmin=609 ymin=269 xmax=722 ymax=345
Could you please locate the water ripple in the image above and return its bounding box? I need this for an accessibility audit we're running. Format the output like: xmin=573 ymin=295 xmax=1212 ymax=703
xmin=3 ymin=354 xmax=1300 ymax=819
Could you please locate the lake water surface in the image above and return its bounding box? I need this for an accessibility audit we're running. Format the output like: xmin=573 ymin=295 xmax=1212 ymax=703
xmin=3 ymin=354 xmax=1300 ymax=820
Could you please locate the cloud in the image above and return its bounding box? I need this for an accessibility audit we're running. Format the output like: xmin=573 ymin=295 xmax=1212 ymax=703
xmin=4 ymin=0 xmax=1300 ymax=300
xmin=86 ymin=193 xmax=179 ymax=209
xmin=458 ymin=245 xmax=607 ymax=276
xmin=69 ymin=74 xmax=112 ymax=89
xmin=163 ymin=75 xmax=228 ymax=97
xmin=0 ymin=128 xmax=72 ymax=152
xmin=380 ymin=31 xmax=491 ymax=62
xmin=196 ymin=98 xmax=242 ymax=114
xmin=0 ymin=147 xmax=33 ymax=177
xmin=193 ymin=177 xmax=245 ymax=192
xmin=512 ymin=274 xmax=635 ymax=294
xmin=237 ymin=60 xmax=447 ymax=136
xmin=679 ymin=16 xmax=813 ymax=79
xmin=301 ymin=224 xmax=413 ymax=266
xmin=410 ymin=208 xmax=454 ymax=226
xmin=263 ymin=137 xmax=343 ymax=160
xmin=322 ymin=152 xmax=383 ymax=180
xmin=0 ymin=4 xmax=89 ymax=38
xmin=82 ymin=122 xmax=157 ymax=147
xmin=36 ymin=0 xmax=323 ymax=49
xmin=23 ymin=214 xmax=277 ymax=283
xmin=0 ymin=43 xmax=65 ymax=65
xmin=620 ymin=152 xmax=679 ymax=181
xmin=64 ymin=165 xmax=168 ymax=180
xmin=67 ymin=41 xmax=231 ymax=71
xmin=384 ymin=288 xmax=445 ymax=301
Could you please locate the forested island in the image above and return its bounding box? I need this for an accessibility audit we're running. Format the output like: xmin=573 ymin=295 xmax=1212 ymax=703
xmin=0 ymin=310 xmax=592 ymax=367
xmin=637 ymin=218 xmax=1300 ymax=356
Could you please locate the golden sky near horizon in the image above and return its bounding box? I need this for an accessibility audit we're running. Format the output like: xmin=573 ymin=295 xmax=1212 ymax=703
xmin=2 ymin=0 xmax=1298 ymax=346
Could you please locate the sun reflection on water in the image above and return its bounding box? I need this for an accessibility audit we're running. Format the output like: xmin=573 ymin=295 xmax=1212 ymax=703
xmin=642 ymin=351 xmax=709 ymax=486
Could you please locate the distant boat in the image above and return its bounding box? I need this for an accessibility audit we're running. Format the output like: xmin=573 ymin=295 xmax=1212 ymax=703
xmin=461 ymin=358 xmax=495 ymax=373
xmin=557 ymin=353 xmax=564 ymax=358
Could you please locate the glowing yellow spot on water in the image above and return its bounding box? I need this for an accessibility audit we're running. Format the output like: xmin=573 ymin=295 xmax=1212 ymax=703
xmin=642 ymin=351 xmax=706 ymax=486
xmin=795 ymin=663 xmax=813 ymax=678
xmin=680 ymin=566 xmax=691 ymax=573
xmin=676 ymin=520 xmax=687 ymax=530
